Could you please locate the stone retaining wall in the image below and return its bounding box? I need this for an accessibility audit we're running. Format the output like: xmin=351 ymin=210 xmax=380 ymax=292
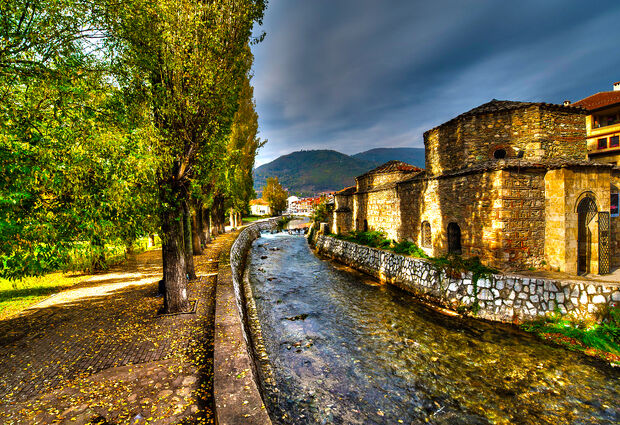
xmin=229 ymin=218 xmax=278 ymax=353
xmin=314 ymin=234 xmax=620 ymax=322
xmin=228 ymin=218 xmax=278 ymax=414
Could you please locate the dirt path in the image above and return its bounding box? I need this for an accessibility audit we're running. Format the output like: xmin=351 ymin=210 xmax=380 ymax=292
xmin=0 ymin=232 xmax=239 ymax=424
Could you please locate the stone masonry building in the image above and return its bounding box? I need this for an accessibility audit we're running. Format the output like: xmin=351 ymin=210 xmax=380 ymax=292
xmin=330 ymin=99 xmax=620 ymax=275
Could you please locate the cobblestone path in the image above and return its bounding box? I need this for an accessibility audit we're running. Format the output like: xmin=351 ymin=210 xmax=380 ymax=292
xmin=0 ymin=232 xmax=238 ymax=424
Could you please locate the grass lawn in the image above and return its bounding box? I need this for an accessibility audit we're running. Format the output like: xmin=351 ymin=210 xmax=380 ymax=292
xmin=0 ymin=236 xmax=162 ymax=320
xmin=242 ymin=215 xmax=264 ymax=223
xmin=0 ymin=272 xmax=91 ymax=320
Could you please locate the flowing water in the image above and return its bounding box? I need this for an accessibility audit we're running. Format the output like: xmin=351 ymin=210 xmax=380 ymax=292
xmin=247 ymin=232 xmax=620 ymax=425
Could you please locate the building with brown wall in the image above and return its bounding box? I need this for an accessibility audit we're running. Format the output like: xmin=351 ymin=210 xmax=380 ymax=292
xmin=330 ymin=99 xmax=620 ymax=275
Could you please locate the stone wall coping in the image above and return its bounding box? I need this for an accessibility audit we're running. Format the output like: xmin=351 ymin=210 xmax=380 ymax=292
xmin=214 ymin=218 xmax=278 ymax=425
xmin=423 ymin=100 xmax=587 ymax=136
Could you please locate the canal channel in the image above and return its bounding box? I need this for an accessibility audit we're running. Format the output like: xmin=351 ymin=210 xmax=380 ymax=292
xmin=246 ymin=231 xmax=619 ymax=425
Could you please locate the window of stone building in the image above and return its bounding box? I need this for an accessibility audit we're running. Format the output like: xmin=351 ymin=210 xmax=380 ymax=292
xmin=612 ymin=192 xmax=619 ymax=218
xmin=421 ymin=221 xmax=431 ymax=247
xmin=610 ymin=135 xmax=619 ymax=148
xmin=363 ymin=219 xmax=368 ymax=232
xmin=447 ymin=222 xmax=462 ymax=255
xmin=598 ymin=137 xmax=607 ymax=149
xmin=493 ymin=148 xmax=507 ymax=159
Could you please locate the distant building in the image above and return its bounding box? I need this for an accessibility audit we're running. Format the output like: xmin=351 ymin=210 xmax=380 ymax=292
xmin=331 ymin=99 xmax=619 ymax=275
xmin=286 ymin=196 xmax=299 ymax=214
xmin=250 ymin=198 xmax=272 ymax=216
xmin=572 ymin=81 xmax=620 ymax=166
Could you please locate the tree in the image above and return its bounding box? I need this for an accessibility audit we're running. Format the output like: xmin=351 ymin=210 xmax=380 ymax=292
xmin=104 ymin=0 xmax=266 ymax=313
xmin=263 ymin=177 xmax=287 ymax=215
xmin=0 ymin=0 xmax=159 ymax=279
xmin=224 ymin=68 xmax=265 ymax=225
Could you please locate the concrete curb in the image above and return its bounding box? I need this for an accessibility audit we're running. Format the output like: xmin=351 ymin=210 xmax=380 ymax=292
xmin=213 ymin=223 xmax=276 ymax=425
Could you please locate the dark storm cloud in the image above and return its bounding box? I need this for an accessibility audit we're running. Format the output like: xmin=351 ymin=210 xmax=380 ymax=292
xmin=251 ymin=0 xmax=620 ymax=165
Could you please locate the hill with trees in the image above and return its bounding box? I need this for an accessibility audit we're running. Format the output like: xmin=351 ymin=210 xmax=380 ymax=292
xmin=254 ymin=148 xmax=425 ymax=195
xmin=352 ymin=147 xmax=425 ymax=169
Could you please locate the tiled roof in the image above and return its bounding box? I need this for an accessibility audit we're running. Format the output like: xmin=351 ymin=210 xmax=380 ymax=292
xmin=359 ymin=160 xmax=423 ymax=177
xmin=424 ymin=99 xmax=586 ymax=135
xmin=572 ymin=91 xmax=620 ymax=111
xmin=249 ymin=198 xmax=269 ymax=206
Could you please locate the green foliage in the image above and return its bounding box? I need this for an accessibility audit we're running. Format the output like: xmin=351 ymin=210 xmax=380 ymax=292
xmin=392 ymin=240 xmax=429 ymax=258
xmin=335 ymin=231 xmax=431 ymax=257
xmin=310 ymin=198 xmax=332 ymax=223
xmin=521 ymin=304 xmax=620 ymax=358
xmin=263 ymin=177 xmax=288 ymax=215
xmin=276 ymin=216 xmax=293 ymax=231
xmin=0 ymin=0 xmax=266 ymax=287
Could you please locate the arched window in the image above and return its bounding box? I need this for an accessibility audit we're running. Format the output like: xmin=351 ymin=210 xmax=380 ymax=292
xmin=363 ymin=219 xmax=368 ymax=232
xmin=421 ymin=221 xmax=431 ymax=248
xmin=493 ymin=148 xmax=507 ymax=159
xmin=447 ymin=222 xmax=462 ymax=255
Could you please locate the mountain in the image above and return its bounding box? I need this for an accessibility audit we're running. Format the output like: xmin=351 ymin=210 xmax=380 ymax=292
xmin=352 ymin=147 xmax=425 ymax=169
xmin=253 ymin=147 xmax=426 ymax=195
xmin=254 ymin=150 xmax=377 ymax=195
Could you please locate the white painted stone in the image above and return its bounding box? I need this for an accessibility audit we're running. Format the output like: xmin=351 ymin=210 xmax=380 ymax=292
xmin=592 ymin=295 xmax=606 ymax=304
xmin=448 ymin=282 xmax=459 ymax=292
xmin=509 ymin=291 xmax=516 ymax=300
xmin=556 ymin=293 xmax=564 ymax=303
xmin=586 ymin=285 xmax=596 ymax=295
xmin=612 ymin=292 xmax=620 ymax=302
xmin=579 ymin=293 xmax=588 ymax=305
xmin=479 ymin=289 xmax=493 ymax=301
xmin=518 ymin=292 xmax=528 ymax=300
xmin=496 ymin=280 xmax=504 ymax=290
xmin=530 ymin=295 xmax=539 ymax=303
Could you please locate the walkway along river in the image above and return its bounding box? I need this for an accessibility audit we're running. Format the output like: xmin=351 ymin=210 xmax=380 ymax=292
xmin=246 ymin=232 xmax=619 ymax=425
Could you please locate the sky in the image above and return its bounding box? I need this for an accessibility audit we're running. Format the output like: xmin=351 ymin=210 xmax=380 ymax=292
xmin=251 ymin=0 xmax=620 ymax=166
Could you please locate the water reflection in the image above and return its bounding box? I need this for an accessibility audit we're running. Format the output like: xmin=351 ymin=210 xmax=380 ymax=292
xmin=248 ymin=233 xmax=620 ymax=425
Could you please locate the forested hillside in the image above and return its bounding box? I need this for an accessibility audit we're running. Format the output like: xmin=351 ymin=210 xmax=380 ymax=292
xmin=254 ymin=147 xmax=425 ymax=195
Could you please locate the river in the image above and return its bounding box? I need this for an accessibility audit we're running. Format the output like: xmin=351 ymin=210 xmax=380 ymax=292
xmin=247 ymin=232 xmax=619 ymax=425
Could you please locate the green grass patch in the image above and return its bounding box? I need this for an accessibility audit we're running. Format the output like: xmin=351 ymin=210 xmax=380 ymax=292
xmin=242 ymin=215 xmax=263 ymax=223
xmin=0 ymin=272 xmax=91 ymax=320
xmin=0 ymin=235 xmax=162 ymax=320
xmin=521 ymin=304 xmax=620 ymax=362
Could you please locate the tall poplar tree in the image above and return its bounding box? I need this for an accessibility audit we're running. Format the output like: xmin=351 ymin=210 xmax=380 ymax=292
xmin=105 ymin=0 xmax=266 ymax=312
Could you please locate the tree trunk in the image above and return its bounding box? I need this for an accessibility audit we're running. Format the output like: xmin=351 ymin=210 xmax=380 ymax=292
xmin=204 ymin=208 xmax=212 ymax=243
xmin=237 ymin=211 xmax=242 ymax=227
xmin=161 ymin=202 xmax=189 ymax=313
xmin=230 ymin=208 xmax=235 ymax=228
xmin=191 ymin=204 xmax=203 ymax=255
xmin=91 ymin=235 xmax=106 ymax=272
xmin=149 ymin=234 xmax=156 ymax=247
xmin=183 ymin=200 xmax=197 ymax=280
xmin=196 ymin=201 xmax=207 ymax=247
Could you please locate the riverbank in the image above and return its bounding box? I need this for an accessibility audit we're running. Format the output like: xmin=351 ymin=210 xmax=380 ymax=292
xmin=311 ymin=232 xmax=620 ymax=364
